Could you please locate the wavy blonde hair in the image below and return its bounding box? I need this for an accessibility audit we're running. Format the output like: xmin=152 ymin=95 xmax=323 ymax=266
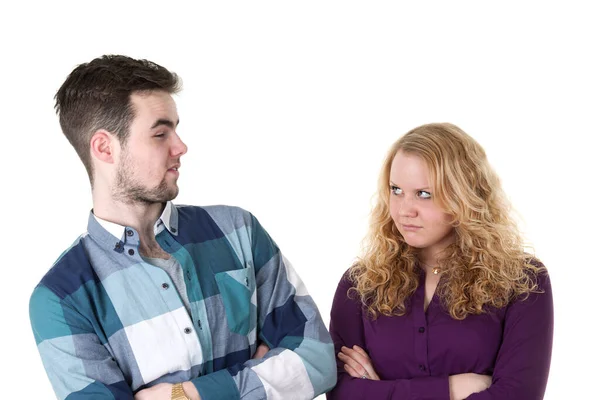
xmin=349 ymin=123 xmax=543 ymax=320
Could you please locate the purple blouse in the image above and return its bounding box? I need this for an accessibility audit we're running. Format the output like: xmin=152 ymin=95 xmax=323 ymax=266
xmin=327 ymin=266 xmax=553 ymax=399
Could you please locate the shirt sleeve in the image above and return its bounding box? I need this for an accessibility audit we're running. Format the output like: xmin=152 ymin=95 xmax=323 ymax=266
xmin=327 ymin=273 xmax=450 ymax=400
xmin=29 ymin=284 xmax=134 ymax=400
xmin=190 ymin=214 xmax=337 ymax=400
xmin=466 ymin=268 xmax=554 ymax=400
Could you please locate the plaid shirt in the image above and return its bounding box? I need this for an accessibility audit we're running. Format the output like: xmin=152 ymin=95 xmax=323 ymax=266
xmin=30 ymin=202 xmax=336 ymax=399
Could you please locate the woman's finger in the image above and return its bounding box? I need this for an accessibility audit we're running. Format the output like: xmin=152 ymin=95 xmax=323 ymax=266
xmin=352 ymin=345 xmax=370 ymax=359
xmin=341 ymin=346 xmax=369 ymax=366
xmin=347 ymin=346 xmax=380 ymax=380
xmin=338 ymin=352 xmax=367 ymax=377
xmin=343 ymin=363 xmax=362 ymax=379
xmin=341 ymin=346 xmax=373 ymax=372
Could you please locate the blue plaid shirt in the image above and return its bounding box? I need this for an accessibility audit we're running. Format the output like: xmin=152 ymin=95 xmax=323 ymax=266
xmin=30 ymin=202 xmax=336 ymax=399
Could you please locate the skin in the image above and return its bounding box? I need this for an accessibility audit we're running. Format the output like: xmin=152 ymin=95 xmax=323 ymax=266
xmin=338 ymin=150 xmax=492 ymax=399
xmin=91 ymin=90 xmax=271 ymax=399
xmin=91 ymin=90 xmax=187 ymax=260
xmin=90 ymin=90 xmax=199 ymax=399
xmin=133 ymin=345 xmax=270 ymax=400
xmin=388 ymin=150 xmax=454 ymax=269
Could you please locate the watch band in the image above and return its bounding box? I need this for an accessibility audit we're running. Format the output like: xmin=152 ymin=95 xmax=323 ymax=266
xmin=171 ymin=382 xmax=190 ymax=400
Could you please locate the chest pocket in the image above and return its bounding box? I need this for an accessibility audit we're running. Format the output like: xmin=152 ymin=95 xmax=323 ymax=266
xmin=214 ymin=265 xmax=256 ymax=336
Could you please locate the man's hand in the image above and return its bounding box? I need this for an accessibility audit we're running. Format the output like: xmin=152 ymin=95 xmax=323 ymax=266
xmin=449 ymin=373 xmax=492 ymax=400
xmin=134 ymin=383 xmax=172 ymax=400
xmin=133 ymin=343 xmax=271 ymax=399
xmin=133 ymin=343 xmax=271 ymax=400
xmin=253 ymin=342 xmax=270 ymax=359
xmin=337 ymin=345 xmax=381 ymax=380
xmin=134 ymin=382 xmax=201 ymax=400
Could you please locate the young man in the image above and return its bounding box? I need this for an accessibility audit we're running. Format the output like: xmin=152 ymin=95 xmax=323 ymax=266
xmin=30 ymin=55 xmax=336 ymax=400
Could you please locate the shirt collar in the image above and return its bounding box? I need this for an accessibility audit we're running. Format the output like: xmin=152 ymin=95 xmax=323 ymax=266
xmin=87 ymin=201 xmax=179 ymax=251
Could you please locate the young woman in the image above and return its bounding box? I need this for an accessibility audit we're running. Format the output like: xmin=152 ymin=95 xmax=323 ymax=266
xmin=328 ymin=123 xmax=553 ymax=400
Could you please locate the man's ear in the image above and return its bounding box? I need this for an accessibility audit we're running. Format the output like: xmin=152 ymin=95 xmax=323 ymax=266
xmin=90 ymin=130 xmax=118 ymax=164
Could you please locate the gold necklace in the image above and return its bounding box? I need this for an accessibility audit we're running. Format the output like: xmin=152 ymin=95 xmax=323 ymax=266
xmin=421 ymin=261 xmax=442 ymax=275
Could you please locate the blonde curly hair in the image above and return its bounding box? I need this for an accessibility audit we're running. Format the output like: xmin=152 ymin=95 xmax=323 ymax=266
xmin=349 ymin=123 xmax=543 ymax=320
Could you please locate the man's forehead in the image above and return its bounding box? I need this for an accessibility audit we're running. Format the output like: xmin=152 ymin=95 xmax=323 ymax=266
xmin=130 ymin=91 xmax=178 ymax=120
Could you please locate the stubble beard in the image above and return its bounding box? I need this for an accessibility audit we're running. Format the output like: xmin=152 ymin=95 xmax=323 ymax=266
xmin=112 ymin=158 xmax=179 ymax=205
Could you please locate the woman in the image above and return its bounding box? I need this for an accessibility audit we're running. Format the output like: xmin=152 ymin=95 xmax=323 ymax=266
xmin=328 ymin=123 xmax=553 ymax=400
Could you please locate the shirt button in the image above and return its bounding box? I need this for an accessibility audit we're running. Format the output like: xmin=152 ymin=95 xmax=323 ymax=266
xmin=162 ymin=283 xmax=169 ymax=289
xmin=184 ymin=327 xmax=192 ymax=334
xmin=419 ymin=364 xmax=426 ymax=371
xmin=419 ymin=327 xmax=425 ymax=333
xmin=197 ymin=320 xmax=202 ymax=330
xmin=128 ymin=249 xmax=135 ymax=256
xmin=245 ymin=277 xmax=249 ymax=286
xmin=170 ymin=227 xmax=177 ymax=233
xmin=186 ymin=270 xmax=192 ymax=280
xmin=126 ymin=230 xmax=134 ymax=236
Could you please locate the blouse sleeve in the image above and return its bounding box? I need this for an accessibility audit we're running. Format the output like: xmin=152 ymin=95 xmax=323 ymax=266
xmin=327 ymin=272 xmax=450 ymax=400
xmin=467 ymin=267 xmax=554 ymax=400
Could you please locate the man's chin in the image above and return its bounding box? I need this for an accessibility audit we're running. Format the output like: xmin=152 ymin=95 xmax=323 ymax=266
xmin=127 ymin=191 xmax=178 ymax=205
xmin=144 ymin=183 xmax=179 ymax=203
xmin=153 ymin=190 xmax=178 ymax=204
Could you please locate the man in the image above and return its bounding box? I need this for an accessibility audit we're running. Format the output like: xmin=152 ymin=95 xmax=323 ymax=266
xmin=30 ymin=55 xmax=336 ymax=400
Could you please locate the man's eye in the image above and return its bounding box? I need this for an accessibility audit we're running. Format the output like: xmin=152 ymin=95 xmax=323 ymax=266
xmin=418 ymin=191 xmax=432 ymax=199
xmin=390 ymin=185 xmax=402 ymax=195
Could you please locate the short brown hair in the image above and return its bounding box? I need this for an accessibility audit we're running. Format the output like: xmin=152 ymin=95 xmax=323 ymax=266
xmin=55 ymin=55 xmax=181 ymax=183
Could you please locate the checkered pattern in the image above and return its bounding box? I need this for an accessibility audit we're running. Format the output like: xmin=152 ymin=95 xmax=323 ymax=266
xmin=30 ymin=203 xmax=336 ymax=399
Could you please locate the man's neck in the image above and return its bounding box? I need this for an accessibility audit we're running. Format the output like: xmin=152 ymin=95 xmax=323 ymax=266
xmin=92 ymin=193 xmax=165 ymax=247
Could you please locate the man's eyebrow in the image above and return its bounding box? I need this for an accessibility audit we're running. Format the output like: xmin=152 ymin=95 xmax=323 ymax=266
xmin=151 ymin=118 xmax=180 ymax=129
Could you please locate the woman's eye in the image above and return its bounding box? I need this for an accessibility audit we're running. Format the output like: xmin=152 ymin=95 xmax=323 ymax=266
xmin=418 ymin=190 xmax=432 ymax=199
xmin=390 ymin=185 xmax=403 ymax=195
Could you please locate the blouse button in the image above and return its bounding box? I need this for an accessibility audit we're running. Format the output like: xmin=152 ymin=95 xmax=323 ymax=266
xmin=419 ymin=327 xmax=425 ymax=333
xmin=184 ymin=327 xmax=192 ymax=334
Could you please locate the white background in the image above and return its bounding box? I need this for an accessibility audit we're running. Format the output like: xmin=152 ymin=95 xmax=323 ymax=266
xmin=1 ymin=1 xmax=598 ymax=398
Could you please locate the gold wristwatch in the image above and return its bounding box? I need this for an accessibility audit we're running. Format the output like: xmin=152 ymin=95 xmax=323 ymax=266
xmin=171 ymin=383 xmax=191 ymax=400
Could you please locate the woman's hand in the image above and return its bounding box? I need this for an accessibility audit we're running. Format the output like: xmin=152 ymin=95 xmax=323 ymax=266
xmin=449 ymin=373 xmax=492 ymax=400
xmin=337 ymin=345 xmax=380 ymax=381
